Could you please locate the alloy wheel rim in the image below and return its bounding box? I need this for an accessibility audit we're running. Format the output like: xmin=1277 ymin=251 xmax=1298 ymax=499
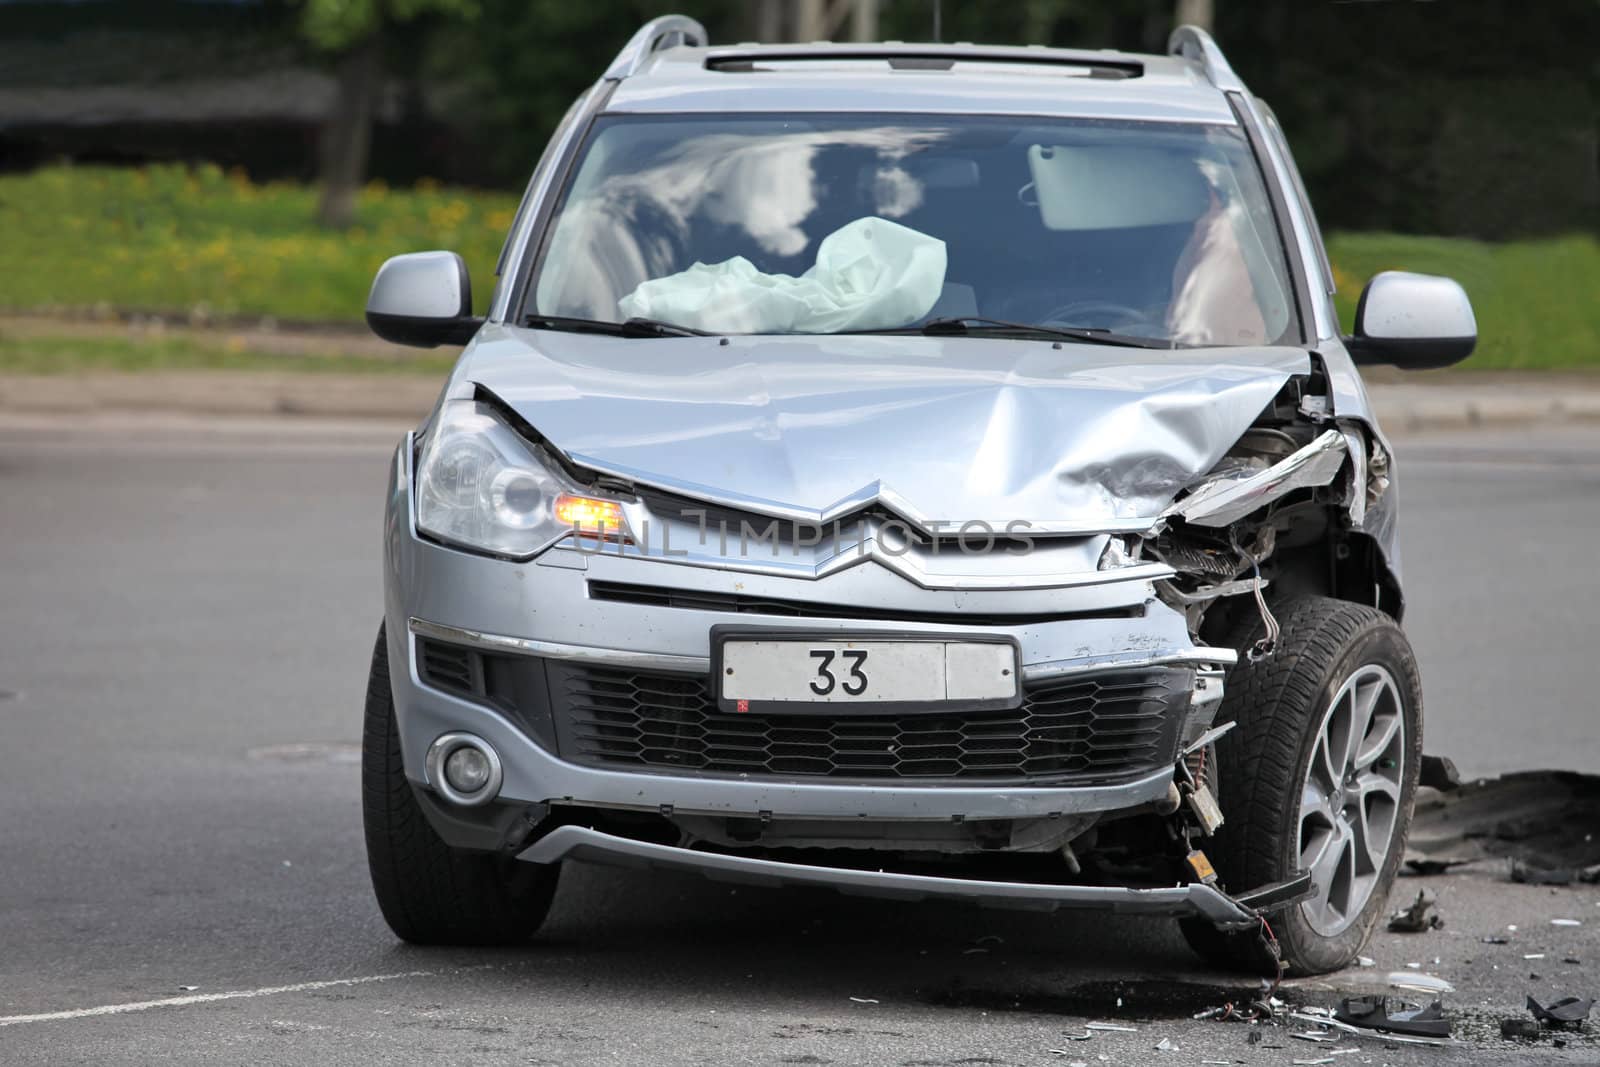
xmin=1296 ymin=663 xmax=1406 ymax=937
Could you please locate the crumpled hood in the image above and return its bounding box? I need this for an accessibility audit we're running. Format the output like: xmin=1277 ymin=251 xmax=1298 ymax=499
xmin=464 ymin=326 xmax=1311 ymax=533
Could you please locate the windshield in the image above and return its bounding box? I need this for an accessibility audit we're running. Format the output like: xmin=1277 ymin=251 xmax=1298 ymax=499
xmin=527 ymin=112 xmax=1298 ymax=346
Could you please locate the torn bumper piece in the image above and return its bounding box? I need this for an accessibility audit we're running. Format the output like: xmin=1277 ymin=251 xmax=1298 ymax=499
xmin=518 ymin=825 xmax=1261 ymax=925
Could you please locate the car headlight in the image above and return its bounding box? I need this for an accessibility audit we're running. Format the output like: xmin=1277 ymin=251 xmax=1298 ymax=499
xmin=415 ymin=400 xmax=632 ymax=557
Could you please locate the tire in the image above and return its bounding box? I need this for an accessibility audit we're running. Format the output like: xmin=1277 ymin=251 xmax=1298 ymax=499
xmin=1180 ymin=595 xmax=1422 ymax=975
xmin=363 ymin=623 xmax=560 ymax=945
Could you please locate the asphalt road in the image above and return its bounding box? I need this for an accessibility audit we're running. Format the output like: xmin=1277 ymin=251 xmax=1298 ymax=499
xmin=2 ymin=412 xmax=1598 ymax=1066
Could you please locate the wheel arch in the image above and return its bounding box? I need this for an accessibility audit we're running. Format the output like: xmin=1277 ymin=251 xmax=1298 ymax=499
xmin=1271 ymin=529 xmax=1404 ymax=622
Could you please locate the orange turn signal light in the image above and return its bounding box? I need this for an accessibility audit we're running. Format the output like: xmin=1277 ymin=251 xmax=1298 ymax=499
xmin=554 ymin=494 xmax=630 ymax=540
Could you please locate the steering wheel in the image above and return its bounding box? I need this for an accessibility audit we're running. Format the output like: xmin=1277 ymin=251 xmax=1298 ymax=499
xmin=1040 ymin=300 xmax=1160 ymax=334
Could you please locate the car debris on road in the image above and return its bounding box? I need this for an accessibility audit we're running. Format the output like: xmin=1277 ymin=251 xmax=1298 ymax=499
xmin=1287 ymin=1009 xmax=1456 ymax=1048
xmin=1502 ymin=1017 xmax=1544 ymax=1039
xmin=1333 ymin=995 xmax=1451 ymax=1039
xmin=1389 ymin=971 xmax=1454 ymax=994
xmin=1526 ymin=995 xmax=1594 ymax=1029
xmin=1513 ymin=861 xmax=1600 ymax=885
xmin=1388 ymin=889 xmax=1445 ymax=932
xmin=1405 ymin=771 xmax=1600 ymax=877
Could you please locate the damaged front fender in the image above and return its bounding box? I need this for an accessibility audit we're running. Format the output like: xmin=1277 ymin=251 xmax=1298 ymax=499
xmin=1163 ymin=429 xmax=1348 ymax=528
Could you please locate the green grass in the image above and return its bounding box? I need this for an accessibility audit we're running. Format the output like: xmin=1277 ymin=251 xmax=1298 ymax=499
xmin=0 ymin=164 xmax=517 ymax=322
xmin=0 ymin=332 xmax=455 ymax=376
xmin=1 ymin=164 xmax=1595 ymax=370
xmin=1327 ymin=232 xmax=1600 ymax=371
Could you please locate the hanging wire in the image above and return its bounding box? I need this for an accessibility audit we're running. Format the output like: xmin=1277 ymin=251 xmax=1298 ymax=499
xmin=1248 ymin=556 xmax=1280 ymax=661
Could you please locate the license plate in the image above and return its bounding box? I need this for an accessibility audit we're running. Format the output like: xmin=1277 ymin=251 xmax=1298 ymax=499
xmin=712 ymin=629 xmax=1020 ymax=715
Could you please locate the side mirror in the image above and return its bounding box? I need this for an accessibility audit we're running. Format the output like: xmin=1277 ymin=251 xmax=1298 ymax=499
xmin=365 ymin=251 xmax=484 ymax=348
xmin=1347 ymin=271 xmax=1476 ymax=369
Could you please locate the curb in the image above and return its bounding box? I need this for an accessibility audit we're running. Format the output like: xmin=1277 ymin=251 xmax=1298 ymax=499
xmin=0 ymin=372 xmax=439 ymax=422
xmin=4 ymin=372 xmax=1600 ymax=434
xmin=1369 ymin=387 xmax=1600 ymax=434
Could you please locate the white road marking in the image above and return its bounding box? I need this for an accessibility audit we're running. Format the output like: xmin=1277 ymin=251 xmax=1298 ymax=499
xmin=0 ymin=970 xmax=433 ymax=1028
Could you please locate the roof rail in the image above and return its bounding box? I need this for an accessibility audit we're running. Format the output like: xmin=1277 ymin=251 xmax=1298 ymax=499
xmin=703 ymin=45 xmax=1143 ymax=79
xmin=1167 ymin=25 xmax=1244 ymax=92
xmin=605 ymin=15 xmax=709 ymax=81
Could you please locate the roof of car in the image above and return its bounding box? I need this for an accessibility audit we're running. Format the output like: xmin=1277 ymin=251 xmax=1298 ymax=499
xmin=606 ymin=41 xmax=1240 ymax=126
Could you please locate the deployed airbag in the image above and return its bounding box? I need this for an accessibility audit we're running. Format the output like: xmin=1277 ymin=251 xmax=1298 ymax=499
xmin=617 ymin=216 xmax=947 ymax=334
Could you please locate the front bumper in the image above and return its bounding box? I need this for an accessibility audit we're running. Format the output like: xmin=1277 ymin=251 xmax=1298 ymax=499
xmin=384 ymin=442 xmax=1233 ymax=827
xmin=518 ymin=825 xmax=1260 ymax=925
xmin=395 ymin=622 xmax=1188 ymax=820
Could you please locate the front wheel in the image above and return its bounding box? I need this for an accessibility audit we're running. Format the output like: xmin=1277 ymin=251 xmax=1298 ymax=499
xmin=1181 ymin=596 xmax=1422 ymax=975
xmin=362 ymin=623 xmax=560 ymax=945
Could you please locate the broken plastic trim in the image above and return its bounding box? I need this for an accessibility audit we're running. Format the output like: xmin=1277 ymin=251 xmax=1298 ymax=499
xmin=1230 ymin=869 xmax=1315 ymax=912
xmin=1526 ymin=995 xmax=1594 ymax=1029
xmin=1333 ymin=995 xmax=1452 ymax=1039
xmin=1165 ymin=428 xmax=1347 ymax=528
xmin=1289 ymin=1010 xmax=1456 ymax=1048
xmin=518 ymin=825 xmax=1267 ymax=925
xmin=1387 ymin=888 xmax=1444 ymax=932
xmin=1182 ymin=720 xmax=1237 ymax=757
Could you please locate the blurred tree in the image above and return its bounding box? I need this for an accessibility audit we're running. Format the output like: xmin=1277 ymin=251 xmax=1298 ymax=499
xmin=421 ymin=0 xmax=1592 ymax=239
xmin=1173 ymin=0 xmax=1211 ymax=32
xmin=1216 ymin=0 xmax=1598 ymax=239
xmin=438 ymin=0 xmax=1174 ymax=185
xmin=879 ymin=0 xmax=1170 ymax=53
xmin=6 ymin=0 xmax=1587 ymax=238
xmin=298 ymin=0 xmax=479 ymax=227
xmin=440 ymin=0 xmax=747 ymax=183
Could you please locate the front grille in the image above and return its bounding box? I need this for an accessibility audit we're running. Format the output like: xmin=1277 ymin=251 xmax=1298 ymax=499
xmin=548 ymin=664 xmax=1189 ymax=785
xmin=587 ymin=580 xmax=1141 ymax=626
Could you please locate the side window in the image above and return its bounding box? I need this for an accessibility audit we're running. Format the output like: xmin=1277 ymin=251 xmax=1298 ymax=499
xmin=1255 ymin=100 xmax=1335 ymax=296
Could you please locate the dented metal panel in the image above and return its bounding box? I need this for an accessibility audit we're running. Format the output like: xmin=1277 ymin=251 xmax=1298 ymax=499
xmin=465 ymin=327 xmax=1311 ymax=534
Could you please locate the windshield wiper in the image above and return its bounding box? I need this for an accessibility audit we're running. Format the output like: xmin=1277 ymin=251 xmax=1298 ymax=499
xmin=521 ymin=314 xmax=713 ymax=338
xmin=853 ymin=316 xmax=1176 ymax=349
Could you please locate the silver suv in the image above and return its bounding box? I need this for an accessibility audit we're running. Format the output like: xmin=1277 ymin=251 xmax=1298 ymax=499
xmin=361 ymin=17 xmax=1477 ymax=975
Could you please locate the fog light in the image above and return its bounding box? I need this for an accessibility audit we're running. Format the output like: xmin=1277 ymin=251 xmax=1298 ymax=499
xmin=425 ymin=732 xmax=503 ymax=807
xmin=444 ymin=745 xmax=492 ymax=793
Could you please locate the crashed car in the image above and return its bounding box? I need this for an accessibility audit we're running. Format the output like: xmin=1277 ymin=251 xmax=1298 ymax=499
xmin=361 ymin=18 xmax=1478 ymax=975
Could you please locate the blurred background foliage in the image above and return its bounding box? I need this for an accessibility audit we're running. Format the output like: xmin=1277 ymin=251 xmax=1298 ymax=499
xmin=0 ymin=0 xmax=1594 ymax=368
xmin=4 ymin=0 xmax=1592 ymax=238
xmin=0 ymin=164 xmax=516 ymax=319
